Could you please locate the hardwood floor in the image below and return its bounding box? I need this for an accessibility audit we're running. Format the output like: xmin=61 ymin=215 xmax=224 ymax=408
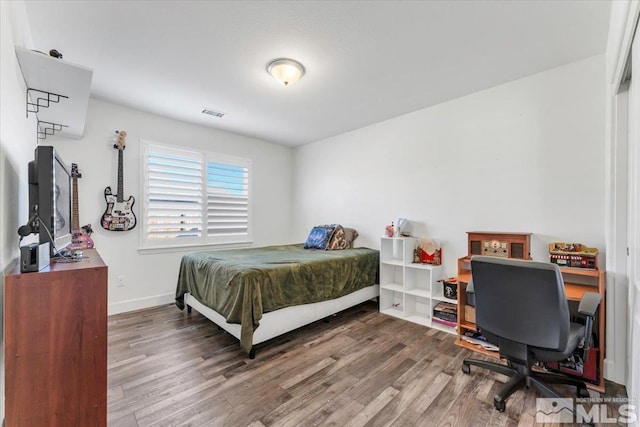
xmin=108 ymin=301 xmax=627 ymax=426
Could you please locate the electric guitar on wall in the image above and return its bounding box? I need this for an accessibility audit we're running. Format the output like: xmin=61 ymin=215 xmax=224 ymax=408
xmin=101 ymin=130 xmax=137 ymax=231
xmin=70 ymin=163 xmax=94 ymax=249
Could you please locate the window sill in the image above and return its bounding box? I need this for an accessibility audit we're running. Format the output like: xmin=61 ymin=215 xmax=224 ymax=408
xmin=138 ymin=240 xmax=254 ymax=255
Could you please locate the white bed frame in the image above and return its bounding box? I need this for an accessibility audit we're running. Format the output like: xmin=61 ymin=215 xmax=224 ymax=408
xmin=183 ymin=284 xmax=379 ymax=358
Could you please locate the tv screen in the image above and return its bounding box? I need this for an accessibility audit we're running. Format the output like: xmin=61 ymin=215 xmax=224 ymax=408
xmin=28 ymin=146 xmax=72 ymax=255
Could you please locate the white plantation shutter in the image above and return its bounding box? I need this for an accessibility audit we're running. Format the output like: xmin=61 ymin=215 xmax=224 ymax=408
xmin=207 ymin=162 xmax=249 ymax=236
xmin=141 ymin=141 xmax=252 ymax=249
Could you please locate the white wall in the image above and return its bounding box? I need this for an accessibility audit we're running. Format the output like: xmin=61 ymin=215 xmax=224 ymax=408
xmin=0 ymin=1 xmax=37 ymax=422
xmin=47 ymin=99 xmax=293 ymax=314
xmin=293 ymin=54 xmax=619 ymax=380
xmin=293 ymin=55 xmax=606 ymax=275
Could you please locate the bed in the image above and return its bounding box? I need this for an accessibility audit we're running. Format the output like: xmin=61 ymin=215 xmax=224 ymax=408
xmin=175 ymin=243 xmax=380 ymax=358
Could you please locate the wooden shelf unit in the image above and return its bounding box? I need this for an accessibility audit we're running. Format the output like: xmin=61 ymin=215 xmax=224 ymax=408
xmin=455 ymin=258 xmax=606 ymax=392
xmin=5 ymin=249 xmax=108 ymax=426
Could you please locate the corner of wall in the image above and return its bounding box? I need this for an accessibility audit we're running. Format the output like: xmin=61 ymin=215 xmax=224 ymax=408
xmin=1 ymin=1 xmax=36 ymax=422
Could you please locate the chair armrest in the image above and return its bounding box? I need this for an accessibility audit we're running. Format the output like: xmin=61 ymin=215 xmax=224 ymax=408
xmin=577 ymin=292 xmax=601 ymax=361
xmin=578 ymin=292 xmax=601 ymax=317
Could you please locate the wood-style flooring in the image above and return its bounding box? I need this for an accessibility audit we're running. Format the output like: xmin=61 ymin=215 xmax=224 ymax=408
xmin=107 ymin=301 xmax=627 ymax=426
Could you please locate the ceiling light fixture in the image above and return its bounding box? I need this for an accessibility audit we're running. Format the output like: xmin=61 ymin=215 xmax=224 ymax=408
xmin=267 ymin=58 xmax=305 ymax=86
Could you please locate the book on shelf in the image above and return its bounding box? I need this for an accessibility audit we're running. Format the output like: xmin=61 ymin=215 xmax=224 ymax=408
xmin=432 ymin=317 xmax=457 ymax=328
xmin=461 ymin=331 xmax=499 ymax=352
xmin=433 ymin=301 xmax=457 ymax=322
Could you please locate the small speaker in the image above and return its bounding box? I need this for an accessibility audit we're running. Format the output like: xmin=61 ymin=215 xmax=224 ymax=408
xmin=470 ymin=240 xmax=481 ymax=255
xmin=20 ymin=242 xmax=50 ymax=273
xmin=510 ymin=243 xmax=524 ymax=259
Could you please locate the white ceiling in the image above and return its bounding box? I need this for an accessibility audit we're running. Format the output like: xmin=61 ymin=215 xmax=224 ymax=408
xmin=23 ymin=1 xmax=611 ymax=147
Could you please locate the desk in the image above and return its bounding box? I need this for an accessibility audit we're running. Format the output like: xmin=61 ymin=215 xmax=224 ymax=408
xmin=455 ymin=258 xmax=606 ymax=392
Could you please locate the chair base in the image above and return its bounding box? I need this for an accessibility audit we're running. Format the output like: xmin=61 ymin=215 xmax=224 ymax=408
xmin=462 ymin=357 xmax=590 ymax=412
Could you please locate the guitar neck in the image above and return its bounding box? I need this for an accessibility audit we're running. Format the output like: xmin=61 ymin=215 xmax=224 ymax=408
xmin=72 ymin=177 xmax=80 ymax=230
xmin=117 ymin=149 xmax=124 ymax=203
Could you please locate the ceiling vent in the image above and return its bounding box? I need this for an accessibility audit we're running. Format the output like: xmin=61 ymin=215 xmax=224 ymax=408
xmin=202 ymin=108 xmax=225 ymax=118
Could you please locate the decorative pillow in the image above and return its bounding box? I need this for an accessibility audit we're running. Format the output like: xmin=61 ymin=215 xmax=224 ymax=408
xmin=304 ymin=224 xmax=338 ymax=249
xmin=343 ymin=227 xmax=359 ymax=248
xmin=326 ymin=225 xmax=347 ymax=250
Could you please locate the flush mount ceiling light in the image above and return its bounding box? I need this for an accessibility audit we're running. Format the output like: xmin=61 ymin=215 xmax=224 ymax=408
xmin=267 ymin=58 xmax=305 ymax=86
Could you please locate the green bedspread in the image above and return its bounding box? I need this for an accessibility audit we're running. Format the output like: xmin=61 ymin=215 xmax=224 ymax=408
xmin=175 ymin=244 xmax=379 ymax=353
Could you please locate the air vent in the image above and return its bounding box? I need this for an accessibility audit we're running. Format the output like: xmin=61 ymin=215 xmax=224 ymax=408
xmin=201 ymin=108 xmax=225 ymax=118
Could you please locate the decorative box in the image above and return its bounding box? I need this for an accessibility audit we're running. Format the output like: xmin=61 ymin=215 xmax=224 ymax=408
xmin=441 ymin=278 xmax=458 ymax=300
xmin=418 ymin=239 xmax=442 ymax=265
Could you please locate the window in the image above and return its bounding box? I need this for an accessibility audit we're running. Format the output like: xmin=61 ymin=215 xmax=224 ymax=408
xmin=140 ymin=141 xmax=252 ymax=249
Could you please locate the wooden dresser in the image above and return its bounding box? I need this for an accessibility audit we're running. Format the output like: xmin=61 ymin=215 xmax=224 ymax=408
xmin=5 ymin=249 xmax=108 ymax=426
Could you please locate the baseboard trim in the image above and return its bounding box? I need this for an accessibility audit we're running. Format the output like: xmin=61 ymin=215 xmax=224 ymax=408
xmin=108 ymin=292 xmax=175 ymax=315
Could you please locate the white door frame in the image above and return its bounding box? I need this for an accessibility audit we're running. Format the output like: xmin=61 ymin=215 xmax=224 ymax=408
xmin=627 ymin=27 xmax=640 ymax=414
xmin=604 ymin=0 xmax=639 ymax=388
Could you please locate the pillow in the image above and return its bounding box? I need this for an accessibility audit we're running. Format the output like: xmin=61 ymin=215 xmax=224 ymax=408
xmin=326 ymin=225 xmax=347 ymax=250
xmin=304 ymin=224 xmax=338 ymax=249
xmin=343 ymin=227 xmax=359 ymax=248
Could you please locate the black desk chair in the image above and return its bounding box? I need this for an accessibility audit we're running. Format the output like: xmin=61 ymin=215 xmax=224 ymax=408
xmin=462 ymin=256 xmax=601 ymax=412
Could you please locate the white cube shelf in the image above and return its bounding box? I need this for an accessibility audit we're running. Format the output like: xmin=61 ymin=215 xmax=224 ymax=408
xmin=379 ymin=237 xmax=455 ymax=334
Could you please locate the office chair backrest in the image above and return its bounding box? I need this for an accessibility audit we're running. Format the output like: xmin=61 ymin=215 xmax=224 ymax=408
xmin=470 ymin=256 xmax=570 ymax=352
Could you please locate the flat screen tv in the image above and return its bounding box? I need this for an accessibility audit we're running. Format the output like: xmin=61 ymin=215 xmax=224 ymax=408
xmin=27 ymin=145 xmax=72 ymax=255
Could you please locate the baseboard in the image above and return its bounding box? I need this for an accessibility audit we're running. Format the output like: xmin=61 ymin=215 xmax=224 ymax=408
xmin=108 ymin=292 xmax=175 ymax=315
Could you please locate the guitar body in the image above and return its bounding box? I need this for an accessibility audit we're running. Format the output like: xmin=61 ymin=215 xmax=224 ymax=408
xmin=71 ymin=225 xmax=94 ymax=249
xmin=101 ymin=186 xmax=137 ymax=231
